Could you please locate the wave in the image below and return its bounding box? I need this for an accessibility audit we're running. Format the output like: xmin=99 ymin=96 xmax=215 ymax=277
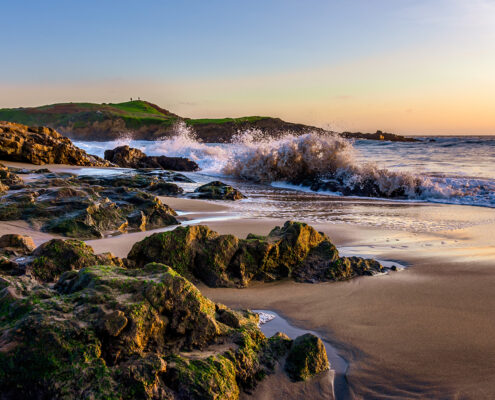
xmin=74 ymin=125 xmax=495 ymax=208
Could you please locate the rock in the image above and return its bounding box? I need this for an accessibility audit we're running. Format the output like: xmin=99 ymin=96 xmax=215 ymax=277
xmin=103 ymin=145 xmax=148 ymax=168
xmin=193 ymin=181 xmax=245 ymax=200
xmin=285 ymin=333 xmax=329 ymax=381
xmin=28 ymin=239 xmax=120 ymax=282
xmin=0 ymin=162 xmax=23 ymax=192
xmin=341 ymin=130 xmax=418 ymax=142
xmin=0 ymin=234 xmax=35 ymax=256
xmin=0 ymin=183 xmax=179 ymax=239
xmin=104 ymin=145 xmax=199 ymax=171
xmin=147 ymin=181 xmax=184 ymax=196
xmin=0 ymin=263 xmax=296 ymax=399
xmin=0 ymin=121 xmax=112 ymax=166
xmin=127 ymin=221 xmax=384 ymax=287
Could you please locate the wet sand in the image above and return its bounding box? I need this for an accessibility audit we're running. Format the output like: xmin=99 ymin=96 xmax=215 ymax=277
xmin=87 ymin=196 xmax=495 ymax=399
xmin=3 ymin=161 xmax=495 ymax=398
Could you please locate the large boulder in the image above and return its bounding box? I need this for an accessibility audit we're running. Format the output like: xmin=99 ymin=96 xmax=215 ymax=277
xmin=28 ymin=239 xmax=122 ymax=282
xmin=193 ymin=181 xmax=245 ymax=200
xmin=285 ymin=333 xmax=329 ymax=381
xmin=127 ymin=221 xmax=384 ymax=287
xmin=0 ymin=263 xmax=305 ymax=399
xmin=0 ymin=121 xmax=112 ymax=166
xmin=104 ymin=145 xmax=199 ymax=171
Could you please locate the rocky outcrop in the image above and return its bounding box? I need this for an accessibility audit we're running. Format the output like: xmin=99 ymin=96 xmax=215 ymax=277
xmin=104 ymin=145 xmax=199 ymax=171
xmin=76 ymin=174 xmax=186 ymax=196
xmin=341 ymin=130 xmax=418 ymax=142
xmin=29 ymin=239 xmax=123 ymax=282
xmin=0 ymin=234 xmax=35 ymax=257
xmin=193 ymin=181 xmax=245 ymax=201
xmin=0 ymin=121 xmax=112 ymax=166
xmin=285 ymin=334 xmax=329 ymax=381
xmin=0 ymin=163 xmax=23 ymax=193
xmin=0 ymin=179 xmax=179 ymax=239
xmin=0 ymin=237 xmax=124 ymax=281
xmin=0 ymin=262 xmax=323 ymax=399
xmin=127 ymin=221 xmax=385 ymax=287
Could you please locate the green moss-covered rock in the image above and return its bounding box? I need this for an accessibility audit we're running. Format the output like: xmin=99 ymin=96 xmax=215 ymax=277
xmin=285 ymin=333 xmax=329 ymax=381
xmin=0 ymin=264 xmax=290 ymax=399
xmin=29 ymin=239 xmax=120 ymax=282
xmin=0 ymin=184 xmax=179 ymax=239
xmin=128 ymin=225 xmax=239 ymax=286
xmin=128 ymin=221 xmax=383 ymax=287
xmin=193 ymin=181 xmax=245 ymax=201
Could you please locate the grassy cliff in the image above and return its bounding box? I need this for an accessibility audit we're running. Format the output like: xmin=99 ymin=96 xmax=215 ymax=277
xmin=0 ymin=100 xmax=324 ymax=142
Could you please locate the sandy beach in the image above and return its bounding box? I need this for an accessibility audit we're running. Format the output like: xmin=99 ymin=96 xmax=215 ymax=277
xmin=113 ymin=198 xmax=495 ymax=399
xmin=3 ymin=162 xmax=495 ymax=399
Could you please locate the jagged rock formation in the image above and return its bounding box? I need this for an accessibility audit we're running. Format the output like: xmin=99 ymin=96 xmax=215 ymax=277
xmin=104 ymin=145 xmax=199 ymax=171
xmin=0 ymin=258 xmax=329 ymax=399
xmin=127 ymin=221 xmax=385 ymax=287
xmin=0 ymin=174 xmax=179 ymax=239
xmin=0 ymin=163 xmax=23 ymax=194
xmin=193 ymin=181 xmax=245 ymax=201
xmin=0 ymin=121 xmax=112 ymax=166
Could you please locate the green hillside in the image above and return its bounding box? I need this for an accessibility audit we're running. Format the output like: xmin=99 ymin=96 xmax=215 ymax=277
xmin=0 ymin=100 xmax=269 ymax=132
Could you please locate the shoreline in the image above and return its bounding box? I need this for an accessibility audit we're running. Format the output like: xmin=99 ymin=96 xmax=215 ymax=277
xmin=2 ymin=161 xmax=495 ymax=398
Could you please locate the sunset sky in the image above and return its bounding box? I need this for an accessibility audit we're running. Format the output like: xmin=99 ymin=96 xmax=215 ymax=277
xmin=2 ymin=0 xmax=495 ymax=135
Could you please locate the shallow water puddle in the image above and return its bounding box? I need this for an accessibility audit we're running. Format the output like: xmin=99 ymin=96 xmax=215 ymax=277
xmin=254 ymin=309 xmax=351 ymax=400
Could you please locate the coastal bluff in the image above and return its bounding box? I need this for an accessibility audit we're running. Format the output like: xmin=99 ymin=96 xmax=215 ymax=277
xmin=0 ymin=100 xmax=418 ymax=143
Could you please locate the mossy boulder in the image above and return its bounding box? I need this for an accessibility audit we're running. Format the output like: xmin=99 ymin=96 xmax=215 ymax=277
xmin=28 ymin=239 xmax=121 ymax=282
xmin=128 ymin=221 xmax=383 ymax=287
xmin=285 ymin=333 xmax=329 ymax=381
xmin=147 ymin=181 xmax=184 ymax=196
xmin=193 ymin=181 xmax=245 ymax=200
xmin=0 ymin=264 xmax=291 ymax=399
xmin=128 ymin=225 xmax=239 ymax=287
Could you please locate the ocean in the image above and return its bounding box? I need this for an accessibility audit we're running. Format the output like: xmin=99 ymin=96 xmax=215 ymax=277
xmin=74 ymin=128 xmax=495 ymax=233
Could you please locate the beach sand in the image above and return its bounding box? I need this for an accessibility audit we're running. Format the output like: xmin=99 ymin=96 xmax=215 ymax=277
xmin=3 ymin=161 xmax=495 ymax=399
xmin=88 ymin=197 xmax=495 ymax=399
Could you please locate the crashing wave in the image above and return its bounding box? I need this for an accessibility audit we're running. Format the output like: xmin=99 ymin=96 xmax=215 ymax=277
xmin=223 ymin=131 xmax=464 ymax=200
xmin=75 ymin=126 xmax=495 ymax=207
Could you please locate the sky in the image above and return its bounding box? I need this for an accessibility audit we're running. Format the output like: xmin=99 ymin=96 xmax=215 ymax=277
xmin=1 ymin=0 xmax=495 ymax=135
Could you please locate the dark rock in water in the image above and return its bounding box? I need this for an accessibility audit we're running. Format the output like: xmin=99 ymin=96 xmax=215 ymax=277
xmin=0 ymin=234 xmax=35 ymax=256
xmin=103 ymin=145 xmax=148 ymax=168
xmin=341 ymin=129 xmax=418 ymax=142
xmin=0 ymin=184 xmax=179 ymax=239
xmin=104 ymin=145 xmax=199 ymax=171
xmin=0 ymin=263 xmax=305 ymax=399
xmin=309 ymin=173 xmax=424 ymax=199
xmin=127 ymin=221 xmax=384 ymax=287
xmin=0 ymin=121 xmax=112 ymax=166
xmin=285 ymin=333 xmax=329 ymax=381
xmin=147 ymin=181 xmax=184 ymax=196
xmin=193 ymin=181 xmax=245 ymax=200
